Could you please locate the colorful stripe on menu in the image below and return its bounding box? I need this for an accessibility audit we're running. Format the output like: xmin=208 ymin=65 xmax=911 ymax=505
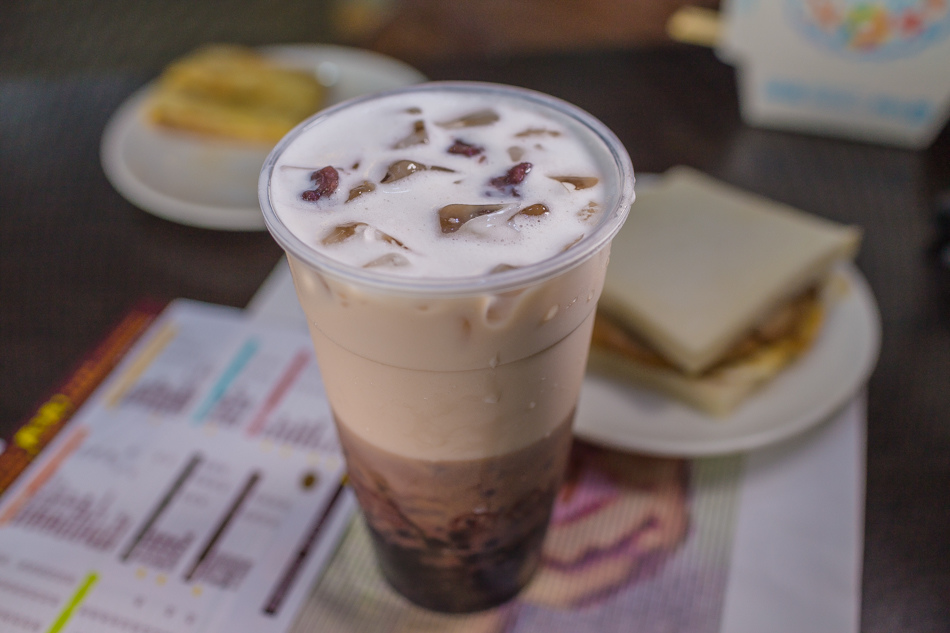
xmin=105 ymin=323 xmax=178 ymax=409
xmin=245 ymin=350 xmax=310 ymax=437
xmin=263 ymin=478 xmax=347 ymax=615
xmin=184 ymin=471 xmax=262 ymax=582
xmin=46 ymin=572 xmax=98 ymax=633
xmin=192 ymin=339 xmax=259 ymax=423
xmin=0 ymin=425 xmax=90 ymax=525
xmin=121 ymin=453 xmax=204 ymax=562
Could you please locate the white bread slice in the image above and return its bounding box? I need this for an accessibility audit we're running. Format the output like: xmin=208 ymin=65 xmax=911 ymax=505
xmin=600 ymin=166 xmax=860 ymax=375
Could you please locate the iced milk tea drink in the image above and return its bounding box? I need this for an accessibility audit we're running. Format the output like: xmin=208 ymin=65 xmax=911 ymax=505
xmin=259 ymin=82 xmax=634 ymax=612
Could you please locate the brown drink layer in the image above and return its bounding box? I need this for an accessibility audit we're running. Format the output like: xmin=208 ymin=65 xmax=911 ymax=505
xmin=335 ymin=412 xmax=575 ymax=612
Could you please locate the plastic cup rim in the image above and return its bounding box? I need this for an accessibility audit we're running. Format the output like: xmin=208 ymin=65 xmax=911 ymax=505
xmin=258 ymin=80 xmax=635 ymax=297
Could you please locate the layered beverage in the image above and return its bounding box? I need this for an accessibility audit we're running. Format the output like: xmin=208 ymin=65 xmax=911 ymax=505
xmin=259 ymin=82 xmax=634 ymax=612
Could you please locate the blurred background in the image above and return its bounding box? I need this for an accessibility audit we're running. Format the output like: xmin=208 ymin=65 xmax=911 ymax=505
xmin=0 ymin=0 xmax=719 ymax=75
xmin=1 ymin=2 xmax=949 ymax=632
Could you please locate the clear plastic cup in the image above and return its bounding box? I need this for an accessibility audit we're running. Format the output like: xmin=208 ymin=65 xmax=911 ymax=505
xmin=259 ymin=81 xmax=634 ymax=612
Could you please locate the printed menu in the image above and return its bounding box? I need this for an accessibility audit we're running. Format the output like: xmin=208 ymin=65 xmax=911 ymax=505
xmin=0 ymin=300 xmax=355 ymax=633
xmin=0 ymin=279 xmax=865 ymax=633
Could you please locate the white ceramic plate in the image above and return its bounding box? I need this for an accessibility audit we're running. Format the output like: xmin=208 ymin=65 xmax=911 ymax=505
xmin=100 ymin=45 xmax=427 ymax=231
xmin=574 ymin=263 xmax=881 ymax=456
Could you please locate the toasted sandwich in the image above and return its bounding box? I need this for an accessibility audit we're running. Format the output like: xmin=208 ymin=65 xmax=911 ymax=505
xmin=147 ymin=44 xmax=326 ymax=143
xmin=590 ymin=167 xmax=861 ymax=415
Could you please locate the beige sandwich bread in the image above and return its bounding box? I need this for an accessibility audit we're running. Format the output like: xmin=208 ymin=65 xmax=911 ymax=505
xmin=590 ymin=167 xmax=861 ymax=415
xmin=147 ymin=44 xmax=327 ymax=143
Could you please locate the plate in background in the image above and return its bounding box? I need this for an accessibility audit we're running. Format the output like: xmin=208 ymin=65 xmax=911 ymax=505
xmin=100 ymin=45 xmax=426 ymax=231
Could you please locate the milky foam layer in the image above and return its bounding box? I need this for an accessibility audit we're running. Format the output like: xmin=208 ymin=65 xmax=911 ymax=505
xmin=268 ymin=87 xmax=611 ymax=279
xmin=262 ymin=84 xmax=634 ymax=461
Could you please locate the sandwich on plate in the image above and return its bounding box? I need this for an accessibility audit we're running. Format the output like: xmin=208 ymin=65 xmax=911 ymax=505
xmin=590 ymin=167 xmax=861 ymax=416
xmin=147 ymin=44 xmax=327 ymax=144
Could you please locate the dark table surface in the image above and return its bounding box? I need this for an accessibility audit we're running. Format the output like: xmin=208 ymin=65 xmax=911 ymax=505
xmin=1 ymin=45 xmax=948 ymax=632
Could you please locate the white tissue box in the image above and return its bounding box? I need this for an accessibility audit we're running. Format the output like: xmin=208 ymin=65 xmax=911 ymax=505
xmin=718 ymin=0 xmax=950 ymax=148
